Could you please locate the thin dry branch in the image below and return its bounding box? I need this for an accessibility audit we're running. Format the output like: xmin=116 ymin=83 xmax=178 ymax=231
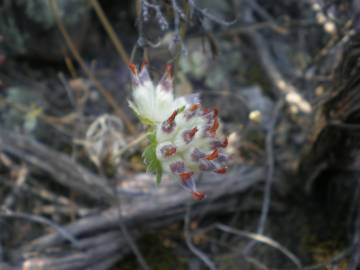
xmin=12 ymin=166 xmax=264 ymax=269
xmin=49 ymin=0 xmax=136 ymax=134
xmin=243 ymin=13 xmax=312 ymax=114
xmin=244 ymin=100 xmax=284 ymax=254
xmin=214 ymin=223 xmax=302 ymax=268
xmin=89 ymin=0 xmax=130 ymax=64
xmin=0 ymin=129 xmax=114 ymax=203
xmin=184 ymin=204 xmax=217 ymax=270
xmin=0 ymin=210 xmax=79 ymax=248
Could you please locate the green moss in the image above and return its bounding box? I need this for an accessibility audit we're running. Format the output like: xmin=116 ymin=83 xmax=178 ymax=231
xmin=302 ymin=232 xmax=349 ymax=269
xmin=301 ymin=208 xmax=349 ymax=268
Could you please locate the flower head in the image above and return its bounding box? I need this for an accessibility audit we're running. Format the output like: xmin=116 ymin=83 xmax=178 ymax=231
xmin=129 ymin=63 xmax=228 ymax=200
xmin=128 ymin=63 xmax=191 ymax=125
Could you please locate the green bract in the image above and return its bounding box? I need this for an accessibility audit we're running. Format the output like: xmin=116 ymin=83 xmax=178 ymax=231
xmin=142 ymin=133 xmax=163 ymax=185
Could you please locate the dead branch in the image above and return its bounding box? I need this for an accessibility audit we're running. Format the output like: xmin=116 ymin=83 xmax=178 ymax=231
xmin=0 ymin=129 xmax=114 ymax=204
xmin=244 ymin=100 xmax=284 ymax=254
xmin=242 ymin=13 xmax=311 ymax=114
xmin=9 ymin=166 xmax=264 ymax=269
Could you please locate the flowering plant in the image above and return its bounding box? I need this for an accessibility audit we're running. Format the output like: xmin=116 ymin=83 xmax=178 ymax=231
xmin=129 ymin=63 xmax=228 ymax=200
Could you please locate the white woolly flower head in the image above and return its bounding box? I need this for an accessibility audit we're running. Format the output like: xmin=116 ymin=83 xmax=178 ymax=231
xmin=129 ymin=63 xmax=228 ymax=200
xmin=128 ymin=63 xmax=191 ymax=125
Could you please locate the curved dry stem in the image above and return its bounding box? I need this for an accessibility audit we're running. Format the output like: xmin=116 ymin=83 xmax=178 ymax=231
xmin=0 ymin=210 xmax=79 ymax=248
xmin=89 ymin=0 xmax=130 ymax=64
xmin=49 ymin=0 xmax=136 ymax=134
xmin=214 ymin=223 xmax=302 ymax=269
xmin=185 ymin=204 xmax=217 ymax=270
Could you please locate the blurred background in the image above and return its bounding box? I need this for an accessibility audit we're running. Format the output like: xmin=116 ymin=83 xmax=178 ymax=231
xmin=0 ymin=0 xmax=359 ymax=269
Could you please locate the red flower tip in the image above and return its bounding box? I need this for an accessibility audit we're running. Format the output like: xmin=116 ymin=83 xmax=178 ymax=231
xmin=183 ymin=127 xmax=199 ymax=143
xmin=206 ymin=149 xmax=219 ymax=160
xmin=129 ymin=63 xmax=138 ymax=75
xmin=208 ymin=117 xmax=219 ymax=134
xmin=213 ymin=108 xmax=219 ymax=118
xmin=141 ymin=60 xmax=149 ymax=71
xmin=203 ymin=108 xmax=210 ymax=114
xmin=190 ymin=103 xmax=200 ymax=112
xmin=192 ymin=191 xmax=206 ymax=201
xmin=221 ymin=137 xmax=228 ymax=148
xmin=165 ymin=64 xmax=173 ymax=79
xmin=179 ymin=171 xmax=194 ymax=182
xmin=164 ymin=146 xmax=176 ymax=157
xmin=215 ymin=167 xmax=227 ymax=174
xmin=167 ymin=110 xmax=178 ymax=124
xmin=189 ymin=127 xmax=198 ymax=138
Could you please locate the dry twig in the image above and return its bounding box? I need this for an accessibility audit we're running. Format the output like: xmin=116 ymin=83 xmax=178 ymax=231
xmin=89 ymin=0 xmax=130 ymax=64
xmin=0 ymin=128 xmax=114 ymax=203
xmin=244 ymin=100 xmax=284 ymax=254
xmin=184 ymin=204 xmax=217 ymax=270
xmin=0 ymin=210 xmax=79 ymax=248
xmin=49 ymin=0 xmax=136 ymax=134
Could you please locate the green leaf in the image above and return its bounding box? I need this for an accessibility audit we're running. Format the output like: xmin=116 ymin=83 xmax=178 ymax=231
xmin=178 ymin=105 xmax=186 ymax=113
xmin=142 ymin=133 xmax=163 ymax=185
